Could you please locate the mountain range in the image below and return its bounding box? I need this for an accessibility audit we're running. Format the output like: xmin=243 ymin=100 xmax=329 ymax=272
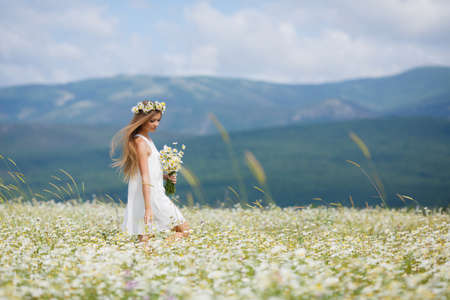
xmin=0 ymin=66 xmax=449 ymax=134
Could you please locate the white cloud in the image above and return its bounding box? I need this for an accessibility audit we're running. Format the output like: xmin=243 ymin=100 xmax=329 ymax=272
xmin=163 ymin=44 xmax=218 ymax=75
xmin=55 ymin=7 xmax=118 ymax=36
xmin=263 ymin=0 xmax=450 ymax=42
xmin=166 ymin=1 xmax=450 ymax=83
xmin=0 ymin=1 xmax=152 ymax=86
xmin=340 ymin=0 xmax=450 ymax=41
xmin=0 ymin=0 xmax=449 ymax=86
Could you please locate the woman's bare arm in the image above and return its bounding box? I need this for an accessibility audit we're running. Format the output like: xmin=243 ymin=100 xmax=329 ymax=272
xmin=135 ymin=137 xmax=152 ymax=211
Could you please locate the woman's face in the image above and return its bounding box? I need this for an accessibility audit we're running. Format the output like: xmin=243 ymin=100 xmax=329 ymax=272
xmin=146 ymin=112 xmax=162 ymax=132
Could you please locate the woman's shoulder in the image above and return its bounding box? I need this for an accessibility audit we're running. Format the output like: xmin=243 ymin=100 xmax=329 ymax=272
xmin=133 ymin=134 xmax=143 ymax=141
xmin=134 ymin=136 xmax=151 ymax=153
xmin=133 ymin=134 xmax=147 ymax=142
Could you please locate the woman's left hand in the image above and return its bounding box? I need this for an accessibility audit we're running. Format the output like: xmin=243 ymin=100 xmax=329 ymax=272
xmin=168 ymin=173 xmax=177 ymax=184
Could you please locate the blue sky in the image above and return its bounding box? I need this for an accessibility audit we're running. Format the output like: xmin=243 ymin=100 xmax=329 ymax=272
xmin=1 ymin=0 xmax=449 ymax=86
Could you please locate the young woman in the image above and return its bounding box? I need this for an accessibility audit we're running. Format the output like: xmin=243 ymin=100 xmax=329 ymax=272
xmin=110 ymin=100 xmax=190 ymax=243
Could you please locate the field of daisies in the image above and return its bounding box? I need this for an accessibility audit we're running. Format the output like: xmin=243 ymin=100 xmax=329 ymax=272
xmin=0 ymin=199 xmax=448 ymax=299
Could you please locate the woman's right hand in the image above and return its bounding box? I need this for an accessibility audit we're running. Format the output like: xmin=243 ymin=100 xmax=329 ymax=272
xmin=144 ymin=208 xmax=153 ymax=225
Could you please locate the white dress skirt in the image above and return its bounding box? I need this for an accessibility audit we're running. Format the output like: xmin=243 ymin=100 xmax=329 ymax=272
xmin=121 ymin=134 xmax=186 ymax=235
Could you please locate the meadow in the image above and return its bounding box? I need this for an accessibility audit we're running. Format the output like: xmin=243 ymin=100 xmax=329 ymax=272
xmin=0 ymin=116 xmax=448 ymax=299
xmin=0 ymin=199 xmax=448 ymax=299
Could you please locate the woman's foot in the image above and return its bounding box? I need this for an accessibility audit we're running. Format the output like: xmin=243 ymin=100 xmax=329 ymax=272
xmin=165 ymin=231 xmax=184 ymax=242
xmin=137 ymin=234 xmax=155 ymax=243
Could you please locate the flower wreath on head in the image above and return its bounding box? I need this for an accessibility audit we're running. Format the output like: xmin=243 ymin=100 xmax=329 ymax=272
xmin=131 ymin=100 xmax=166 ymax=114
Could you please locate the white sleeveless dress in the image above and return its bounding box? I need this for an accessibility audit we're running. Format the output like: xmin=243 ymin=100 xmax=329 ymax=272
xmin=121 ymin=134 xmax=186 ymax=235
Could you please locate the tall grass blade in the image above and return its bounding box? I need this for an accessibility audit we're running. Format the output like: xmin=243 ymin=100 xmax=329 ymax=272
xmin=0 ymin=184 xmax=14 ymax=200
xmin=180 ymin=166 xmax=199 ymax=187
xmin=209 ymin=113 xmax=248 ymax=207
xmin=252 ymin=185 xmax=275 ymax=207
xmin=59 ymin=185 xmax=71 ymax=197
xmin=43 ymin=189 xmax=64 ymax=201
xmin=34 ymin=193 xmax=48 ymax=201
xmin=349 ymin=132 xmax=371 ymax=159
xmin=253 ymin=185 xmax=266 ymax=194
xmin=48 ymin=182 xmax=63 ymax=193
xmin=373 ymin=174 xmax=386 ymax=202
xmin=245 ymin=151 xmax=274 ymax=206
xmin=105 ymin=193 xmax=115 ymax=203
xmin=7 ymin=158 xmax=17 ymax=167
xmin=346 ymin=160 xmax=360 ymax=168
xmin=397 ymin=193 xmax=420 ymax=207
xmin=348 ymin=132 xmax=389 ymax=208
xmin=397 ymin=193 xmax=406 ymax=204
xmin=7 ymin=171 xmax=18 ymax=183
xmin=59 ymin=169 xmax=82 ymax=200
xmin=8 ymin=184 xmax=19 ymax=191
xmin=180 ymin=166 xmax=205 ymax=206
xmin=2 ymin=156 xmax=34 ymax=202
xmin=244 ymin=151 xmax=266 ymax=184
xmin=208 ymin=113 xmax=230 ymax=144
xmin=14 ymin=172 xmax=26 ymax=184
xmin=51 ymin=175 xmax=62 ymax=181
xmin=253 ymin=199 xmax=264 ymax=209
xmin=312 ymin=197 xmax=327 ymax=206
xmin=0 ymin=183 xmax=10 ymax=191
xmin=227 ymin=186 xmax=240 ymax=204
xmin=66 ymin=182 xmax=74 ymax=194
xmin=346 ymin=160 xmax=388 ymax=208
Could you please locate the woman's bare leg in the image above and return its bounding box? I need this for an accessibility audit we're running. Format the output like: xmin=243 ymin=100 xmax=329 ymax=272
xmin=174 ymin=221 xmax=190 ymax=237
xmin=165 ymin=221 xmax=190 ymax=242
xmin=137 ymin=234 xmax=155 ymax=243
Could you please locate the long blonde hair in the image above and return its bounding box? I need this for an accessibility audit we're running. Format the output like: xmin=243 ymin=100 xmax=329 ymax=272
xmin=110 ymin=102 xmax=162 ymax=182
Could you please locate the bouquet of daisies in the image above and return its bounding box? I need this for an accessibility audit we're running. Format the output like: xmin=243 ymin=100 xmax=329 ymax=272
xmin=159 ymin=142 xmax=186 ymax=195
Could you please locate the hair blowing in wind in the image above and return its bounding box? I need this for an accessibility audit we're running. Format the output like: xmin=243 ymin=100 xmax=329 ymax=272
xmin=110 ymin=101 xmax=162 ymax=183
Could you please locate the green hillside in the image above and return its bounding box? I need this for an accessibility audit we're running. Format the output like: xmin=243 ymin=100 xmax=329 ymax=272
xmin=1 ymin=116 xmax=449 ymax=208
